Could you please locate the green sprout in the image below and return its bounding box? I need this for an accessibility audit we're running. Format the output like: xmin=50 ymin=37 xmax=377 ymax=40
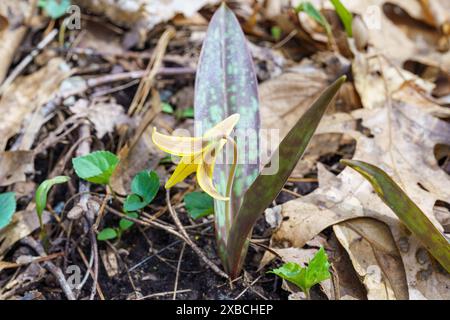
xmin=35 ymin=176 xmax=70 ymax=239
xmin=270 ymin=247 xmax=331 ymax=299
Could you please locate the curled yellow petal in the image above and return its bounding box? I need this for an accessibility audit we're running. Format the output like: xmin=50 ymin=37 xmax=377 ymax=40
xmin=204 ymin=113 xmax=240 ymax=139
xmin=196 ymin=141 xmax=229 ymax=201
xmin=165 ymin=155 xmax=199 ymax=189
xmin=152 ymin=128 xmax=206 ymax=156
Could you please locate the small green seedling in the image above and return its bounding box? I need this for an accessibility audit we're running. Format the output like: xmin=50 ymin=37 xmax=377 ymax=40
xmin=271 ymin=26 xmax=282 ymax=41
xmin=184 ymin=192 xmax=214 ymax=220
xmin=330 ymin=0 xmax=353 ymax=37
xmin=295 ymin=1 xmax=332 ymax=39
xmin=97 ymin=212 xmax=139 ymax=241
xmin=98 ymin=170 xmax=160 ymax=242
xmin=269 ymin=247 xmax=331 ymax=299
xmin=161 ymin=102 xmax=174 ymax=114
xmin=38 ymin=0 xmax=71 ymax=19
xmin=0 ymin=192 xmax=16 ymax=229
xmin=72 ymin=151 xmax=119 ymax=185
xmin=161 ymin=102 xmax=194 ymax=119
xmin=123 ymin=170 xmax=159 ymax=212
xmin=35 ymin=175 xmax=70 ymax=238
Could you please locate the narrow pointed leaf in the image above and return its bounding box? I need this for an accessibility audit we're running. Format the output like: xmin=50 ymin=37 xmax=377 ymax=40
xmin=35 ymin=176 xmax=70 ymax=225
xmin=226 ymin=76 xmax=346 ymax=278
xmin=194 ymin=3 xmax=260 ymax=268
xmin=295 ymin=2 xmax=332 ymax=36
xmin=341 ymin=159 xmax=450 ymax=273
xmin=330 ymin=0 xmax=353 ymax=37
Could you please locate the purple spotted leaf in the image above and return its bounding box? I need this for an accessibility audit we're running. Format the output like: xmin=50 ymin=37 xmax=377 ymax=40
xmin=226 ymin=76 xmax=346 ymax=278
xmin=194 ymin=3 xmax=260 ymax=271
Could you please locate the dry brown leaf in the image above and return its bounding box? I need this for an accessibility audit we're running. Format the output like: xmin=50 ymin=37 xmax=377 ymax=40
xmin=0 ymin=151 xmax=33 ymax=186
xmin=74 ymin=0 xmax=219 ymax=31
xmin=333 ymin=218 xmax=408 ymax=300
xmin=337 ymin=0 xmax=447 ymax=65
xmin=352 ymin=52 xmax=434 ymax=110
xmin=100 ymin=247 xmax=120 ymax=278
xmin=70 ymin=99 xmax=130 ymax=139
xmin=260 ymin=61 xmax=355 ymax=175
xmin=268 ymin=71 xmax=450 ymax=299
xmin=0 ymin=0 xmax=30 ymax=83
xmin=0 ymin=210 xmax=50 ymax=258
xmin=0 ymin=58 xmax=69 ymax=151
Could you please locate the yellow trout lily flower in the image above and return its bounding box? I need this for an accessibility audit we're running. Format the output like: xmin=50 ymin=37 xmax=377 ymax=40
xmin=152 ymin=114 xmax=240 ymax=201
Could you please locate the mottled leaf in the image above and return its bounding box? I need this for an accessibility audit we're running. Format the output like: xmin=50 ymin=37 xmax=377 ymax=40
xmin=194 ymin=3 xmax=260 ymax=268
xmin=0 ymin=192 xmax=16 ymax=229
xmin=341 ymin=159 xmax=450 ymax=273
xmin=226 ymin=76 xmax=345 ymax=278
xmin=72 ymin=151 xmax=119 ymax=185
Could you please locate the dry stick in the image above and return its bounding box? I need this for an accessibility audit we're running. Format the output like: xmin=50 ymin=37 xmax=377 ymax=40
xmin=165 ymin=190 xmax=229 ymax=280
xmin=173 ymin=243 xmax=186 ymax=300
xmin=128 ymin=26 xmax=176 ymax=116
xmin=138 ymin=289 xmax=192 ymax=300
xmin=106 ymin=203 xmax=227 ymax=279
xmin=20 ymin=237 xmax=75 ymax=300
xmin=74 ymin=122 xmax=100 ymax=300
xmin=0 ymin=29 xmax=58 ymax=95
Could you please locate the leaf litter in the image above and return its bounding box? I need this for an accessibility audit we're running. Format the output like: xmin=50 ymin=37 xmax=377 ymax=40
xmin=0 ymin=0 xmax=449 ymax=300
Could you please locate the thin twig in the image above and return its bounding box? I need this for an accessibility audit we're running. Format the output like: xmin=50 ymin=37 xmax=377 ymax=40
xmin=20 ymin=237 xmax=75 ymax=300
xmin=166 ymin=189 xmax=229 ymax=280
xmin=0 ymin=29 xmax=58 ymax=95
xmin=173 ymin=243 xmax=186 ymax=300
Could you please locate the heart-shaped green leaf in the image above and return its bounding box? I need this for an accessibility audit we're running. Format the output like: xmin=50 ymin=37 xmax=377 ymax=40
xmin=0 ymin=192 xmax=16 ymax=229
xmin=184 ymin=192 xmax=214 ymax=220
xmin=38 ymin=0 xmax=71 ymax=19
xmin=341 ymin=159 xmax=450 ymax=273
xmin=123 ymin=170 xmax=159 ymax=212
xmin=72 ymin=151 xmax=119 ymax=185
xmin=119 ymin=212 xmax=139 ymax=231
xmin=97 ymin=228 xmax=118 ymax=241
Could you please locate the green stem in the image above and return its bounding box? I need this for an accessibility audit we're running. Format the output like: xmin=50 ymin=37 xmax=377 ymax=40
xmin=224 ymin=136 xmax=238 ymax=233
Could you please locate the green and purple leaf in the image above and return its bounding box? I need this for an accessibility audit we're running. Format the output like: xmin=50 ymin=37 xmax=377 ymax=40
xmin=341 ymin=159 xmax=450 ymax=273
xmin=226 ymin=76 xmax=346 ymax=278
xmin=194 ymin=3 xmax=260 ymax=269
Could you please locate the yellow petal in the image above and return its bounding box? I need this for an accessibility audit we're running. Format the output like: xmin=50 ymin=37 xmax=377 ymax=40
xmin=204 ymin=114 xmax=240 ymax=139
xmin=196 ymin=141 xmax=229 ymax=201
xmin=152 ymin=128 xmax=206 ymax=156
xmin=165 ymin=155 xmax=199 ymax=188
